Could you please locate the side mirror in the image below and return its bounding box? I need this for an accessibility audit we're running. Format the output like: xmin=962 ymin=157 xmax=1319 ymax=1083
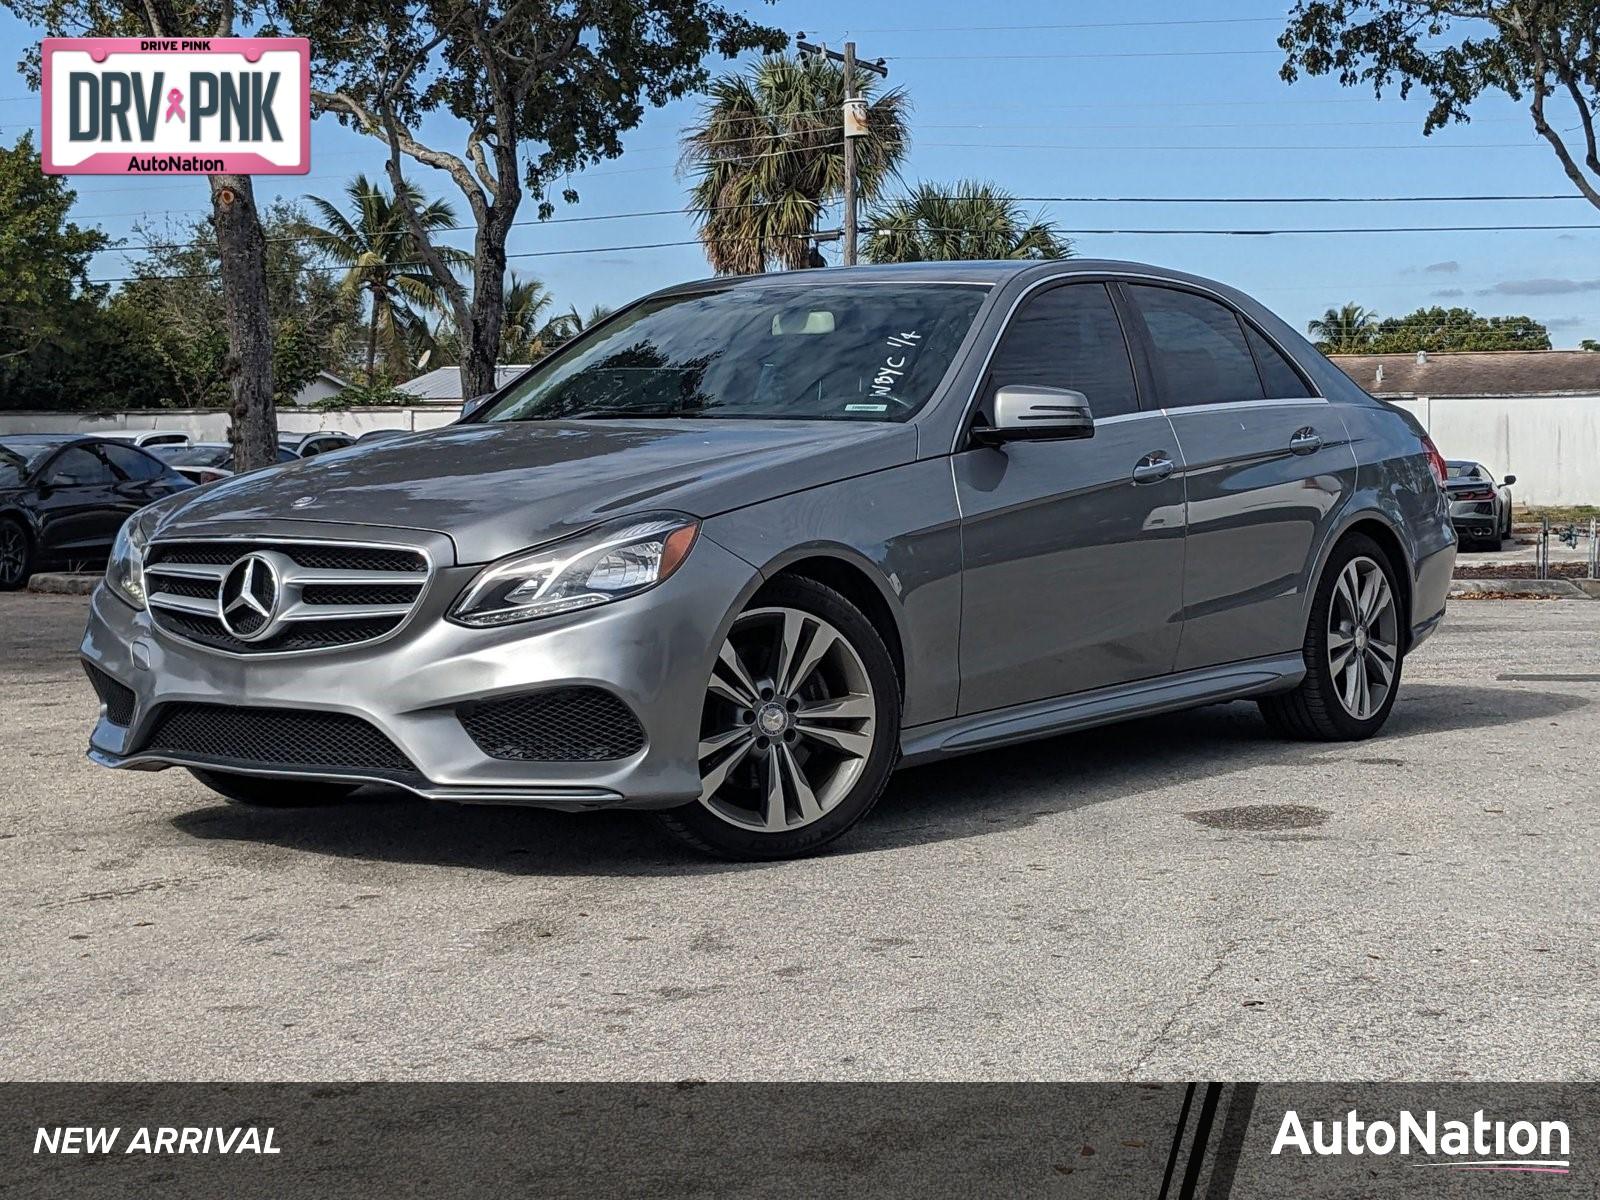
xmin=1503 ymin=474 xmax=1517 ymax=485
xmin=973 ymin=385 xmax=1095 ymax=444
xmin=460 ymin=392 xmax=493 ymax=420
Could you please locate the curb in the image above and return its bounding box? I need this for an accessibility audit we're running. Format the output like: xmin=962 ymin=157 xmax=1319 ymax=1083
xmin=1448 ymin=578 xmax=1587 ymax=599
xmin=26 ymin=573 xmax=99 ymax=596
xmin=1577 ymin=579 xmax=1600 ymax=600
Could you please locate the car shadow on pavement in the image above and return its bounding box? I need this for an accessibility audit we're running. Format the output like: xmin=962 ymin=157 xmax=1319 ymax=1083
xmin=168 ymin=682 xmax=1586 ymax=875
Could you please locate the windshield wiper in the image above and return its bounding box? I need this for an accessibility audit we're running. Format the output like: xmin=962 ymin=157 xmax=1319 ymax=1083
xmin=558 ymin=408 xmax=704 ymax=420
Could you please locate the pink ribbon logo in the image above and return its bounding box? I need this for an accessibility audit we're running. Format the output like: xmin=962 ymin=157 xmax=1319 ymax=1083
xmin=164 ymin=88 xmax=185 ymax=123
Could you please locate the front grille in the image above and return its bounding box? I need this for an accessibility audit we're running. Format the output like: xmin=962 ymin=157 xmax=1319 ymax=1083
xmin=83 ymin=662 xmax=137 ymax=726
xmin=458 ymin=688 xmax=647 ymax=762
xmin=144 ymin=538 xmax=430 ymax=656
xmin=139 ymin=703 xmax=419 ymax=779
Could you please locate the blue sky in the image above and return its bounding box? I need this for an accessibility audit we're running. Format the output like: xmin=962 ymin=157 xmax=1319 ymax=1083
xmin=5 ymin=0 xmax=1598 ymax=346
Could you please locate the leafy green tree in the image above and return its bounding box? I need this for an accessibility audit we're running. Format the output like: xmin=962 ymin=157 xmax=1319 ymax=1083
xmin=113 ymin=201 xmax=355 ymax=408
xmin=0 ymin=132 xmax=105 ymax=361
xmin=683 ymin=53 xmax=911 ymax=273
xmin=864 ymin=181 xmax=1069 ymax=264
xmin=297 ymin=0 xmax=782 ymax=403
xmin=294 ymin=175 xmax=464 ymax=382
xmin=1582 ymin=338 xmax=1600 ymax=350
xmin=1306 ymin=302 xmax=1380 ymax=353
xmin=1279 ymin=1 xmax=1600 ymax=210
xmin=1369 ymin=306 xmax=1552 ymax=352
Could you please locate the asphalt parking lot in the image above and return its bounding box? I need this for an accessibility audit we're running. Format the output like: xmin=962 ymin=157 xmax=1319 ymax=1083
xmin=3 ymin=591 xmax=1597 ymax=1082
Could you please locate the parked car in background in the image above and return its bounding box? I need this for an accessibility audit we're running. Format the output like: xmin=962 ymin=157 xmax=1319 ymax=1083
xmin=82 ymin=261 xmax=1455 ymax=860
xmin=1445 ymin=460 xmax=1516 ymax=549
xmin=355 ymin=429 xmax=411 ymax=445
xmin=280 ymin=431 xmax=355 ymax=458
xmin=103 ymin=430 xmax=192 ymax=450
xmin=0 ymin=435 xmax=192 ymax=589
xmin=156 ymin=442 xmax=298 ymax=485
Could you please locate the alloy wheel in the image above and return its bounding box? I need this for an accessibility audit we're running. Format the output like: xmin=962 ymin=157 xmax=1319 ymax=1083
xmin=1327 ymin=555 xmax=1399 ymax=721
xmin=0 ymin=524 xmax=25 ymax=587
xmin=697 ymin=606 xmax=877 ymax=833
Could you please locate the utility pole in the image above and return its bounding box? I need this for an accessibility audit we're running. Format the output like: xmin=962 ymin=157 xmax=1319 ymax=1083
xmin=796 ymin=33 xmax=888 ymax=267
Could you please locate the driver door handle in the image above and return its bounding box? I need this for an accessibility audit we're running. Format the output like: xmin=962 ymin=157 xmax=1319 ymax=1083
xmin=1132 ymin=453 xmax=1175 ymax=484
xmin=1288 ymin=427 xmax=1322 ymax=455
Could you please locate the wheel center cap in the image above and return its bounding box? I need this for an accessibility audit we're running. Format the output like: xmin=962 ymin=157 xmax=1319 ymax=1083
xmin=1354 ymin=627 xmax=1369 ymax=651
xmin=756 ymin=702 xmax=789 ymax=736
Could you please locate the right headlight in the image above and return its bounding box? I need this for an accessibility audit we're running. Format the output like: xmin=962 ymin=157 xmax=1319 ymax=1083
xmin=105 ymin=509 xmax=155 ymax=610
xmin=448 ymin=513 xmax=700 ymax=628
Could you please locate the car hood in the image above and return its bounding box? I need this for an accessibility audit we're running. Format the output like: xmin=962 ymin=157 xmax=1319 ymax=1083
xmin=155 ymin=419 xmax=917 ymax=564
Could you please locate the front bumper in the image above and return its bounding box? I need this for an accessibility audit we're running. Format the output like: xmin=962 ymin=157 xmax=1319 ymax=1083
xmin=81 ymin=533 xmax=758 ymax=810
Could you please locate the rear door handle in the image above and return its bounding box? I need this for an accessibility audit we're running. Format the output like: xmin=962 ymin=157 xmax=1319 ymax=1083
xmin=1132 ymin=453 xmax=1175 ymax=484
xmin=1288 ymin=427 xmax=1322 ymax=455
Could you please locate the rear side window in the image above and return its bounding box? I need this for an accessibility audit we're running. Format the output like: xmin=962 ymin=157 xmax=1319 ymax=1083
xmin=101 ymin=443 xmax=166 ymax=481
xmin=1128 ymin=285 xmax=1264 ymax=407
xmin=1243 ymin=324 xmax=1313 ymax=399
xmin=985 ymin=283 xmax=1139 ymax=419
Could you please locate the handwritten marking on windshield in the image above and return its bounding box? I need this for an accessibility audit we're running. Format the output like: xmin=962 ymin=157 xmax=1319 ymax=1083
xmin=870 ymin=330 xmax=923 ymax=404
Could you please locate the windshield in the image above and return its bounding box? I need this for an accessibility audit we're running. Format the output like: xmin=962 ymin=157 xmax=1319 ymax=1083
xmin=479 ymin=282 xmax=989 ymax=424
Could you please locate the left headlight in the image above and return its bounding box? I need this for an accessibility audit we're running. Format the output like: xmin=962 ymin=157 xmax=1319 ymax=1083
xmin=449 ymin=513 xmax=700 ymax=628
xmin=105 ymin=510 xmax=154 ymax=610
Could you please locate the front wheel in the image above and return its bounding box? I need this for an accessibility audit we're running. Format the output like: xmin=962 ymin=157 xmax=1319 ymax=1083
xmin=0 ymin=518 xmax=32 ymax=591
xmin=1259 ymin=534 xmax=1404 ymax=741
xmin=188 ymin=767 xmax=360 ymax=807
xmin=655 ymin=577 xmax=900 ymax=861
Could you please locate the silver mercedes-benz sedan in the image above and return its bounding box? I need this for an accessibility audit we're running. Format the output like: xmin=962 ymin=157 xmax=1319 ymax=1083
xmin=81 ymin=261 xmax=1456 ymax=859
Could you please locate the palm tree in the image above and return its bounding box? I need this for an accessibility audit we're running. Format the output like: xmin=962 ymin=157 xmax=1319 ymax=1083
xmin=1307 ymin=303 xmax=1379 ymax=353
xmin=498 ymin=276 xmax=561 ymax=363
xmin=293 ymin=175 xmax=465 ymax=381
xmin=864 ymin=181 xmax=1071 ymax=264
xmin=683 ymin=54 xmax=910 ymax=274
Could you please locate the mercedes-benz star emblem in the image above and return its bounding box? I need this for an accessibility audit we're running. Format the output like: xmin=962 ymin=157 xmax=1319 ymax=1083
xmin=218 ymin=553 xmax=281 ymax=641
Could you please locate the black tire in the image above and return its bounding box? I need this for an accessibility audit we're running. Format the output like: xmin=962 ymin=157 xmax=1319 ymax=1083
xmin=1258 ymin=533 xmax=1405 ymax=741
xmin=188 ymin=767 xmax=359 ymax=807
xmin=655 ymin=576 xmax=901 ymax=861
xmin=0 ymin=517 xmax=33 ymax=591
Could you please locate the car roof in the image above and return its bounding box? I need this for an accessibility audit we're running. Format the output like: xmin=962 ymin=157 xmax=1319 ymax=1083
xmin=0 ymin=433 xmax=90 ymax=448
xmin=646 ymin=258 xmax=1229 ymax=298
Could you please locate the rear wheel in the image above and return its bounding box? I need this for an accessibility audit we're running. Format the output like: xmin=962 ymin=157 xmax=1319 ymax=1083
xmin=655 ymin=576 xmax=900 ymax=861
xmin=0 ymin=518 xmax=32 ymax=591
xmin=1259 ymin=534 xmax=1404 ymax=741
xmin=188 ymin=767 xmax=359 ymax=808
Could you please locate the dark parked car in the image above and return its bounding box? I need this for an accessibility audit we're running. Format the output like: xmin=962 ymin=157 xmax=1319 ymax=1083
xmin=82 ymin=261 xmax=1455 ymax=860
xmin=0 ymin=435 xmax=192 ymax=589
xmin=1445 ymin=460 xmax=1516 ymax=549
xmin=157 ymin=442 xmax=298 ymax=485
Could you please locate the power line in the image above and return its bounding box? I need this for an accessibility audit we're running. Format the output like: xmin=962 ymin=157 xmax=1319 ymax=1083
xmin=80 ymin=222 xmax=1600 ymax=285
xmin=839 ymin=16 xmax=1286 ymax=34
xmin=80 ymin=192 xmax=1596 ymax=257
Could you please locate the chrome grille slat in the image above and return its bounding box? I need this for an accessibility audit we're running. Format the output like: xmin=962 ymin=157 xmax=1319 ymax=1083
xmin=145 ymin=536 xmax=432 ymax=657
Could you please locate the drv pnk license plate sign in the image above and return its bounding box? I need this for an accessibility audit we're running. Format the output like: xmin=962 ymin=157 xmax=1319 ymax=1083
xmin=42 ymin=38 xmax=310 ymax=175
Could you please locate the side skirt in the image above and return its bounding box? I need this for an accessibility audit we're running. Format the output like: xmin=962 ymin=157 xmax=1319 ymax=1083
xmin=897 ymin=652 xmax=1307 ymax=767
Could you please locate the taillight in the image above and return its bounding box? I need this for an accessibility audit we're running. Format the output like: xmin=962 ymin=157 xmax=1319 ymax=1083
xmin=1456 ymin=488 xmax=1493 ymax=501
xmin=1421 ymin=435 xmax=1448 ymax=488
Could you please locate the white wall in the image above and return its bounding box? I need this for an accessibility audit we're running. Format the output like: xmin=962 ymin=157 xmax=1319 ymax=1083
xmin=5 ymin=396 xmax=1597 ymax=505
xmin=1390 ymin=395 xmax=1600 ymax=507
xmin=0 ymin=407 xmax=460 ymax=441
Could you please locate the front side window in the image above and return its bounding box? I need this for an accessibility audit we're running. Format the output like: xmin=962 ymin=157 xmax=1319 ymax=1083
xmin=1129 ymin=285 xmax=1265 ymax=407
xmin=983 ymin=282 xmax=1140 ymax=420
xmin=480 ymin=283 xmax=990 ymax=424
xmin=45 ymin=446 xmax=115 ymax=487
